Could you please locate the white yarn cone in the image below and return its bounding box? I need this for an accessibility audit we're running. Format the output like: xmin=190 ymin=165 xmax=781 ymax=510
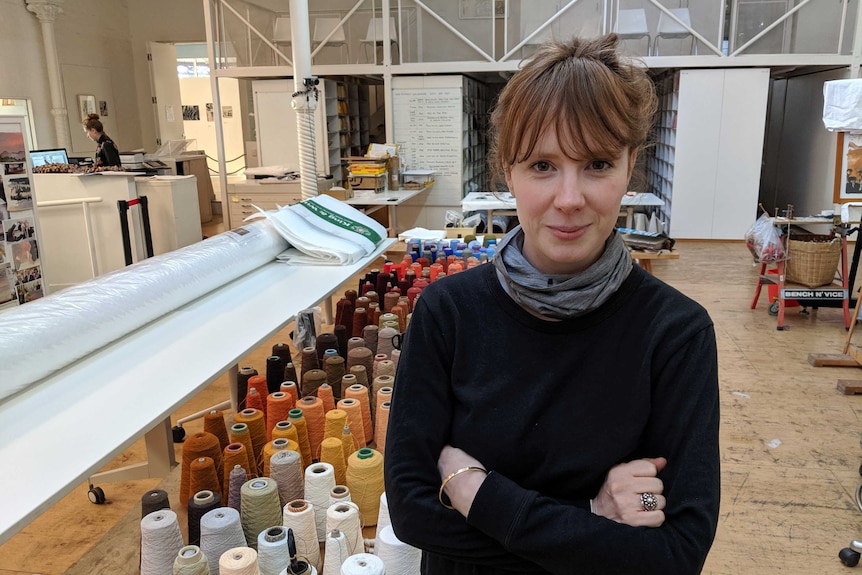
xmin=339 ymin=553 xmax=385 ymax=575
xmin=375 ymin=525 xmax=420 ymax=575
xmin=142 ymin=509 xmax=185 ymax=575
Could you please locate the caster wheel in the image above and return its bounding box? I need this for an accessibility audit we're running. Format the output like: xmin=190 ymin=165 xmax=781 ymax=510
xmin=858 ymin=461 xmax=862 ymax=476
xmin=87 ymin=485 xmax=106 ymax=505
xmin=172 ymin=425 xmax=186 ymax=443
xmin=840 ymin=547 xmax=860 ymax=567
xmin=768 ymin=301 xmax=780 ymax=316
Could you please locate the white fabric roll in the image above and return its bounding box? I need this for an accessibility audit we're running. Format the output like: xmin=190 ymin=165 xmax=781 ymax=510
xmin=0 ymin=220 xmax=286 ymax=400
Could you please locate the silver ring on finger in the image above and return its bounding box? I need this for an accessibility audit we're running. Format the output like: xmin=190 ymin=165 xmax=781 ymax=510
xmin=641 ymin=492 xmax=658 ymax=512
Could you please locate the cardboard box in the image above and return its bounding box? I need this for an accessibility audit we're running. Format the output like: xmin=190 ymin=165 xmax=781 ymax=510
xmin=320 ymin=187 xmax=352 ymax=200
xmin=388 ymin=156 xmax=400 ymax=190
xmin=445 ymin=226 xmax=477 ymax=239
xmin=348 ymin=174 xmax=386 ymax=190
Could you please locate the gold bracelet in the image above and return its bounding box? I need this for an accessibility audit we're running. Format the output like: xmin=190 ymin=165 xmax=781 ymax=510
xmin=438 ymin=466 xmax=488 ymax=510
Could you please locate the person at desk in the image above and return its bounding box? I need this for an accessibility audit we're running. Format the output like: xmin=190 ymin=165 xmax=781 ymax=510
xmin=384 ymin=34 xmax=720 ymax=574
xmin=83 ymin=113 xmax=121 ymax=167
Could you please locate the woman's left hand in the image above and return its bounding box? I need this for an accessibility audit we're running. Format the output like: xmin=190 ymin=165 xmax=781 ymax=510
xmin=438 ymin=445 xmax=488 ymax=516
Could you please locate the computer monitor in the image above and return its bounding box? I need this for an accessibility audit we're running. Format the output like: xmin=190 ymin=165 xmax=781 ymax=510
xmin=29 ymin=148 xmax=69 ymax=168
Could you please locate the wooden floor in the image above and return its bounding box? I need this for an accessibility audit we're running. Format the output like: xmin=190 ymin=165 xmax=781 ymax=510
xmin=3 ymin=225 xmax=862 ymax=574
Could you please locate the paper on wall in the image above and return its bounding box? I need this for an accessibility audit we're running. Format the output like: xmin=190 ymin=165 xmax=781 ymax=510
xmin=823 ymin=79 xmax=862 ymax=132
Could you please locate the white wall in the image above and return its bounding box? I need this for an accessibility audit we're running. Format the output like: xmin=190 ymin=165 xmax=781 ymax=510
xmin=0 ymin=0 xmax=209 ymax=156
xmin=770 ymin=68 xmax=849 ymax=217
xmin=0 ymin=0 xmax=53 ymax=149
xmin=127 ymin=0 xmax=207 ymax=152
xmin=180 ymin=76 xmax=244 ymax=176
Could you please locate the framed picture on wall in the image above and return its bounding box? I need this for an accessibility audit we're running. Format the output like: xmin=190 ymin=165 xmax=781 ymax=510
xmin=834 ymin=132 xmax=862 ymax=202
xmin=77 ymin=94 xmax=96 ymax=121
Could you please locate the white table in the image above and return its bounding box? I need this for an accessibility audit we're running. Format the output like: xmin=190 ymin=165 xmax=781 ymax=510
xmin=0 ymin=239 xmax=394 ymax=545
xmin=345 ymin=186 xmax=432 ymax=234
xmin=461 ymin=191 xmax=665 ymax=229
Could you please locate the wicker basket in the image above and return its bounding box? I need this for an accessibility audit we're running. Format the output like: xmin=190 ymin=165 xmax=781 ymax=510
xmin=785 ymin=235 xmax=842 ymax=288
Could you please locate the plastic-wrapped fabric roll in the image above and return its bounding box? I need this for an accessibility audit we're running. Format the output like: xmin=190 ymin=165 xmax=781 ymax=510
xmin=0 ymin=220 xmax=286 ymax=400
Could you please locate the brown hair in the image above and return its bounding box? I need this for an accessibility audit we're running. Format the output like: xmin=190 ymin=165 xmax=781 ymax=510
xmin=83 ymin=113 xmax=103 ymax=133
xmin=488 ymin=34 xmax=657 ymax=188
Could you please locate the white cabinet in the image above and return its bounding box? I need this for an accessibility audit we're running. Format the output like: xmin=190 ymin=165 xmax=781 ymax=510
xmin=669 ymin=68 xmax=769 ymax=239
xmin=226 ymin=179 xmax=334 ymax=229
xmin=34 ymin=174 xmax=204 ymax=293
xmin=34 ymin=174 xmax=145 ymax=292
xmin=135 ymin=176 xmax=202 ymax=253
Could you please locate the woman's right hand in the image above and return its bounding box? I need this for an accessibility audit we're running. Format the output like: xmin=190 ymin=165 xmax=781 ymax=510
xmin=593 ymin=457 xmax=667 ymax=528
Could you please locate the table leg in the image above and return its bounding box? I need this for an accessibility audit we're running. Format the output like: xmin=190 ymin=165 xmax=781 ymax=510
xmin=388 ymin=204 xmax=398 ymax=237
xmin=626 ymin=207 xmax=634 ymax=229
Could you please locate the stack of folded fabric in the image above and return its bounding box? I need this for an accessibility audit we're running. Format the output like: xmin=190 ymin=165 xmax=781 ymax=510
xmin=250 ymin=194 xmax=388 ymax=265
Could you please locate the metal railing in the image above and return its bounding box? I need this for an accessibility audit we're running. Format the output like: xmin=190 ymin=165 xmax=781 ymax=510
xmin=205 ymin=0 xmax=860 ymax=71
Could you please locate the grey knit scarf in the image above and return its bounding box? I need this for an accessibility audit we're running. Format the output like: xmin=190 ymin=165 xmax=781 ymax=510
xmin=492 ymin=225 xmax=632 ymax=320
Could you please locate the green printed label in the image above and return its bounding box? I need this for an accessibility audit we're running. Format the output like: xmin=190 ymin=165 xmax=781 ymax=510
xmin=300 ymin=198 xmax=382 ymax=245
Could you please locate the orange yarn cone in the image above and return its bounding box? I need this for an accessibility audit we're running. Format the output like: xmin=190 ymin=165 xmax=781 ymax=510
xmin=222 ymin=442 xmax=252 ymax=498
xmin=320 ymin=437 xmax=347 ymax=485
xmin=344 ymin=384 xmax=373 ymax=448
xmin=266 ymin=392 xmax=294 ymax=441
xmin=203 ymin=410 xmax=230 ymax=451
xmin=337 ymin=398 xmax=366 ymax=447
xmin=180 ymin=432 xmax=222 ymax=503
xmin=295 ymin=396 xmax=326 ymax=460
xmin=189 ymin=456 xmax=221 ymax=498
xmin=288 ymin=408 xmax=313 ymax=469
xmin=228 ymin=423 xmax=258 ymax=476
xmin=324 ymin=409 xmax=348 ymax=441
xmin=317 ymin=383 xmax=336 ymax=413
xmin=341 ymin=425 xmax=358 ymax=460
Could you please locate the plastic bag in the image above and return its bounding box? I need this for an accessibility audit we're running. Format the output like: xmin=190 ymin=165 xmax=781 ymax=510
xmin=745 ymin=214 xmax=785 ymax=263
xmin=293 ymin=306 xmax=321 ymax=351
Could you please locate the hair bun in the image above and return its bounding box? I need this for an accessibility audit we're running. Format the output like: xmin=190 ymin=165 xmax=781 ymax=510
xmin=87 ymin=113 xmax=100 ymax=120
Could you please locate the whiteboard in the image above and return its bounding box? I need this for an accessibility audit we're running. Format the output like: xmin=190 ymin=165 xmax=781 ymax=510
xmin=392 ymin=86 xmax=462 ymax=206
